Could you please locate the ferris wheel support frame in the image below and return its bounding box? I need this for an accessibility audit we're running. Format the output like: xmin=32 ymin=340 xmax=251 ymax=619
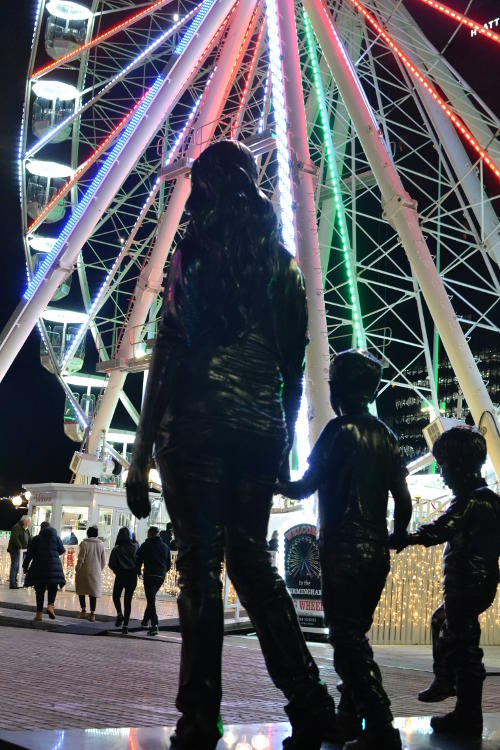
xmin=365 ymin=1 xmax=500 ymax=268
xmin=276 ymin=0 xmax=333 ymax=443
xmin=88 ymin=0 xmax=260 ymax=454
xmin=390 ymin=1 xmax=500 ymax=166
xmin=304 ymin=0 xmax=500 ymax=480
xmin=0 ymin=0 xmax=239 ymax=385
xmin=416 ymin=84 xmax=500 ymax=269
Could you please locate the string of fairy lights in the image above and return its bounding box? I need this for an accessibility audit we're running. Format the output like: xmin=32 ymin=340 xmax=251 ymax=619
xmin=0 ymin=538 xmax=498 ymax=643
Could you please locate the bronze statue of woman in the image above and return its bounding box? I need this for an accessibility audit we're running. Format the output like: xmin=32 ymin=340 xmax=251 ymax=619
xmin=126 ymin=140 xmax=339 ymax=750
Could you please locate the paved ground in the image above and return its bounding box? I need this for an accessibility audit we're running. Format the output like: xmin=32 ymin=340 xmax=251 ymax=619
xmin=0 ymin=583 xmax=180 ymax=622
xmin=0 ymin=624 xmax=499 ymax=733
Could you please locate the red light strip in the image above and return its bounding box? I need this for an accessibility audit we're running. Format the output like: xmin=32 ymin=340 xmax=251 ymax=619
xmin=26 ymin=88 xmax=152 ymax=233
xmin=231 ymin=9 xmax=266 ymax=139
xmin=33 ymin=0 xmax=172 ymax=78
xmin=349 ymin=0 xmax=500 ymax=181
xmin=415 ymin=0 xmax=500 ymax=45
xmin=27 ymin=7 xmax=234 ymax=234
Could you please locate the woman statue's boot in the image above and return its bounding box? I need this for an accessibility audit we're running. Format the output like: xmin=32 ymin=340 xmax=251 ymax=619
xmin=342 ymin=722 xmax=402 ymax=750
xmin=170 ymin=714 xmax=223 ymax=750
xmin=283 ymin=688 xmax=337 ymax=750
xmin=170 ymin=541 xmax=225 ymax=750
xmin=242 ymin=588 xmax=342 ymax=749
xmin=336 ymin=682 xmax=363 ymax=741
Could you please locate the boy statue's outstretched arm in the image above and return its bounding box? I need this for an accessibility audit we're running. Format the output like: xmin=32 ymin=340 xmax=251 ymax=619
xmin=277 ymin=464 xmax=320 ymax=500
xmin=408 ymin=503 xmax=466 ymax=548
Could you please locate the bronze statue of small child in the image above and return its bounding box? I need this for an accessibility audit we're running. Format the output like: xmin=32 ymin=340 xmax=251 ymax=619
xmin=398 ymin=425 xmax=500 ymax=738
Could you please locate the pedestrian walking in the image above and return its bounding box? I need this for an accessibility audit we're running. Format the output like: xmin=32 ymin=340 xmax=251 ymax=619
xmin=109 ymin=527 xmax=137 ymax=634
xmin=267 ymin=530 xmax=279 ymax=552
xmin=136 ymin=525 xmax=171 ymax=636
xmin=23 ymin=521 xmax=66 ymax=621
xmin=127 ymin=140 xmax=339 ymax=750
xmin=75 ymin=525 xmax=106 ymax=621
xmin=7 ymin=515 xmax=31 ymax=589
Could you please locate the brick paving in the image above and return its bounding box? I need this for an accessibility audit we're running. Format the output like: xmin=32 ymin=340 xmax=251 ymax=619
xmin=0 ymin=583 xmax=180 ymax=622
xmin=0 ymin=626 xmax=499 ymax=731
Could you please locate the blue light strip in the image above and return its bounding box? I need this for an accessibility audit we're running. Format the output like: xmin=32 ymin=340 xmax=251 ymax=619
xmin=174 ymin=0 xmax=216 ymax=55
xmin=23 ymin=75 xmax=165 ymax=302
xmin=18 ymin=110 xmax=25 ymax=206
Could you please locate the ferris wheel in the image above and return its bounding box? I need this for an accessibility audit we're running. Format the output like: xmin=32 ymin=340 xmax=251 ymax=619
xmin=1 ymin=0 xmax=499 ymax=476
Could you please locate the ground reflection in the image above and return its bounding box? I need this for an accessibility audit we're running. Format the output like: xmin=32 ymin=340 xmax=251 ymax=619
xmin=1 ymin=718 xmax=499 ymax=750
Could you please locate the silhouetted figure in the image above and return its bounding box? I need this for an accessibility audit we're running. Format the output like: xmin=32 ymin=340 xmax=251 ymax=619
xmin=23 ymin=521 xmax=65 ymax=621
xmin=75 ymin=525 xmax=106 ymax=621
xmin=127 ymin=140 xmax=338 ymax=750
xmin=399 ymin=426 xmax=500 ymax=738
xmin=7 ymin=515 xmax=31 ymax=588
xmin=136 ymin=525 xmax=170 ymax=636
xmin=279 ymin=350 xmax=412 ymax=750
xmin=160 ymin=522 xmax=177 ymax=551
xmin=109 ymin=527 xmax=137 ymax=635
xmin=268 ymin=530 xmax=279 ymax=552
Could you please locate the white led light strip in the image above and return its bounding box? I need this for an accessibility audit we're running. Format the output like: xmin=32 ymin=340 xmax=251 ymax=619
xmin=264 ymin=0 xmax=296 ymax=256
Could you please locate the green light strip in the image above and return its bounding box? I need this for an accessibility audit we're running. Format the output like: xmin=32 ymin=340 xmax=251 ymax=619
xmin=303 ymin=10 xmax=366 ymax=350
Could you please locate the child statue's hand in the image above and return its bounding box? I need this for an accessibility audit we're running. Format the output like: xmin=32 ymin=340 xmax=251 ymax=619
xmin=388 ymin=531 xmax=409 ymax=553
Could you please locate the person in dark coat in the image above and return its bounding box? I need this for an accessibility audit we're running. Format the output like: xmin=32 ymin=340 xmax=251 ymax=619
xmin=279 ymin=350 xmax=413 ymax=750
xmin=23 ymin=521 xmax=65 ymax=621
xmin=7 ymin=515 xmax=31 ymax=588
xmin=397 ymin=426 xmax=500 ymax=738
xmin=160 ymin=522 xmax=177 ymax=551
xmin=126 ymin=140 xmax=338 ymax=750
xmin=268 ymin=530 xmax=279 ymax=552
xmin=109 ymin=527 xmax=137 ymax=634
xmin=136 ymin=525 xmax=170 ymax=636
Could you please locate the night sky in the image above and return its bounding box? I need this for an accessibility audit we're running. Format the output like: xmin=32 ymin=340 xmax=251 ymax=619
xmin=0 ymin=0 xmax=498 ymax=496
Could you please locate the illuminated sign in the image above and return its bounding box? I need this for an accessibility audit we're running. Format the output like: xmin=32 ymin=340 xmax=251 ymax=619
xmin=471 ymin=17 xmax=499 ymax=36
xmin=284 ymin=524 xmax=327 ymax=635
